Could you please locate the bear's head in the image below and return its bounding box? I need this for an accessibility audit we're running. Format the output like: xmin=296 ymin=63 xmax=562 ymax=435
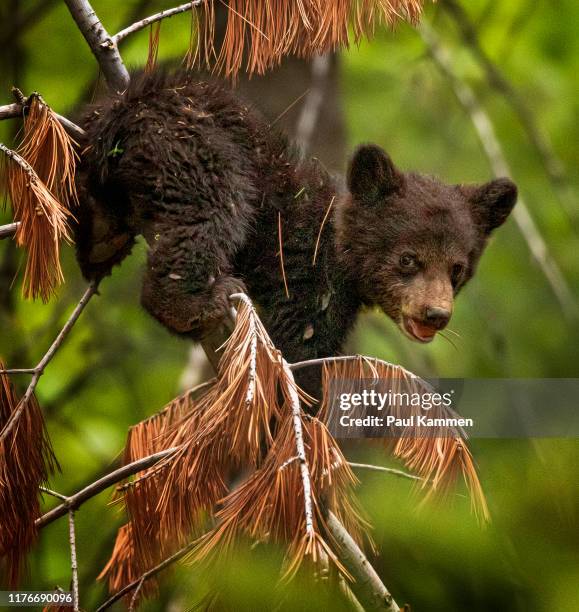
xmin=338 ymin=144 xmax=517 ymax=343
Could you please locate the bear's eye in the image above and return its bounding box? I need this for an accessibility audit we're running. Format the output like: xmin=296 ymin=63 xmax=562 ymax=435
xmin=399 ymin=253 xmax=418 ymax=271
xmin=451 ymin=263 xmax=465 ymax=287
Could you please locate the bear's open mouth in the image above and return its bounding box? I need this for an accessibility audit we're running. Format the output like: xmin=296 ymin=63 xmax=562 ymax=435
xmin=401 ymin=316 xmax=437 ymax=343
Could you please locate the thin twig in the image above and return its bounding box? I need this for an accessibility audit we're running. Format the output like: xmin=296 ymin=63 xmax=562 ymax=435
xmin=0 ymin=102 xmax=24 ymax=120
xmin=113 ymin=1 xmax=202 ymax=45
xmin=348 ymin=462 xmax=424 ymax=482
xmin=419 ymin=21 xmax=578 ymax=320
xmin=39 ymin=486 xmax=68 ymax=501
xmin=63 ymin=0 xmax=130 ymax=92
xmin=68 ymin=510 xmax=80 ymax=612
xmin=229 ymin=293 xmax=314 ymax=537
xmin=0 ymin=282 xmax=100 ymax=445
xmin=339 ymin=573 xmax=366 ymax=612
xmin=0 ymin=102 xmax=86 ymax=139
xmin=36 ymin=448 xmax=178 ymax=529
xmin=128 ymin=577 xmax=144 ymax=611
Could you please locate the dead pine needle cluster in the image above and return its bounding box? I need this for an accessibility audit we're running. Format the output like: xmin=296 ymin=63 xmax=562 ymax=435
xmin=0 ymin=362 xmax=57 ymax=587
xmin=0 ymin=95 xmax=78 ymax=301
xmin=179 ymin=0 xmax=426 ymax=77
xmin=319 ymin=357 xmax=489 ymax=522
xmin=100 ymin=295 xmax=368 ymax=601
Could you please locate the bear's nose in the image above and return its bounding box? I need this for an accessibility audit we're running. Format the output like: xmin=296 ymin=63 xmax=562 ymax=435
xmin=424 ymin=306 xmax=451 ymax=330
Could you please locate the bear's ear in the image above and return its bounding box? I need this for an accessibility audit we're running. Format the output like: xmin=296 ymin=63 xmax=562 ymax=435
xmin=347 ymin=144 xmax=404 ymax=204
xmin=464 ymin=178 xmax=517 ymax=234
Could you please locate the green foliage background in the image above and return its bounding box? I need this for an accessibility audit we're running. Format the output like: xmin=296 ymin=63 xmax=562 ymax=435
xmin=0 ymin=1 xmax=577 ymax=610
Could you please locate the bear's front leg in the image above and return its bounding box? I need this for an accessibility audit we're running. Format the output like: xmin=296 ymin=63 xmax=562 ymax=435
xmin=140 ymin=223 xmax=246 ymax=341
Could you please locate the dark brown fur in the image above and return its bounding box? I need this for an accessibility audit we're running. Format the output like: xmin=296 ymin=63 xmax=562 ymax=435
xmin=75 ymin=71 xmax=517 ymax=368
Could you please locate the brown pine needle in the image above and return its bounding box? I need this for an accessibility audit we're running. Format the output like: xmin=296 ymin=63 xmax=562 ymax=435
xmin=269 ymin=88 xmax=310 ymax=128
xmin=312 ymin=195 xmax=335 ymax=266
xmin=145 ymin=22 xmax=161 ymax=73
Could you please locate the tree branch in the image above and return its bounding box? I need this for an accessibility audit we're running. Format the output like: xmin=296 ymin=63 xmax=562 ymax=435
xmin=112 ymin=1 xmax=202 ymax=45
xmin=0 ymin=141 xmax=42 ymax=176
xmin=418 ymin=21 xmax=578 ymax=321
xmin=63 ymin=0 xmax=130 ymax=93
xmin=36 ymin=448 xmax=178 ymax=529
xmin=0 ymin=222 xmax=19 ymax=240
xmin=0 ymin=282 xmax=99 ymax=444
xmin=326 ymin=511 xmax=401 ymax=612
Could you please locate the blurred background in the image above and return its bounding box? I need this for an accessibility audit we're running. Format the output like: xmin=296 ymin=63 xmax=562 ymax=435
xmin=0 ymin=1 xmax=578 ymax=610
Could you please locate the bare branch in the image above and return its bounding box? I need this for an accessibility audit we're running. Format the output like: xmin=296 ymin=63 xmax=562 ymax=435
xmin=290 ymin=355 xmax=418 ymax=381
xmin=0 ymin=102 xmax=22 ymax=120
xmin=36 ymin=448 xmax=178 ymax=529
xmin=419 ymin=22 xmax=579 ymax=321
xmin=326 ymin=511 xmax=401 ymax=612
xmin=0 ymin=282 xmax=99 ymax=445
xmin=63 ymin=0 xmax=130 ymax=93
xmin=0 ymin=222 xmax=19 ymax=240
xmin=0 ymin=102 xmax=85 ymax=139
xmin=113 ymin=1 xmax=202 ymax=45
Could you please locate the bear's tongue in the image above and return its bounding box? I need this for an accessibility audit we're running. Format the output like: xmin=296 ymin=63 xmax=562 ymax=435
xmin=407 ymin=318 xmax=436 ymax=341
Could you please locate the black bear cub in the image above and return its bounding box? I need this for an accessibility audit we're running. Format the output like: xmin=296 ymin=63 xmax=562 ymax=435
xmin=75 ymin=71 xmax=517 ymax=364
